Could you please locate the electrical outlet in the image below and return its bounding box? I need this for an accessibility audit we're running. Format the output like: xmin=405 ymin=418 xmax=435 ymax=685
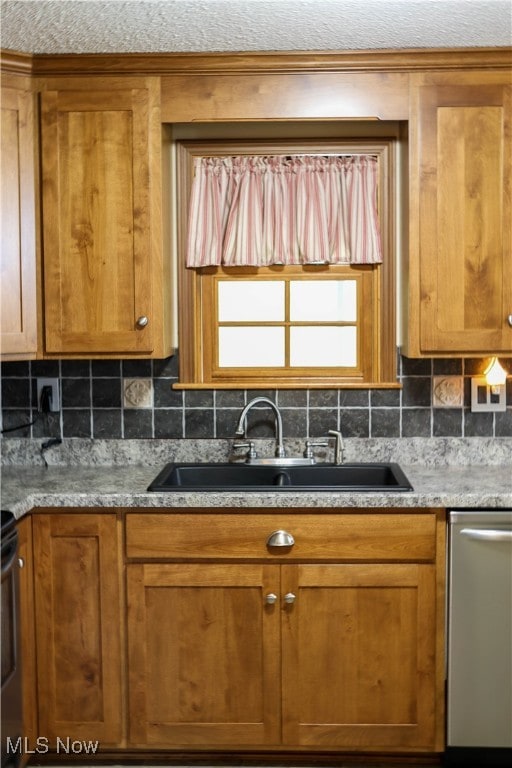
xmin=37 ymin=377 xmax=60 ymax=412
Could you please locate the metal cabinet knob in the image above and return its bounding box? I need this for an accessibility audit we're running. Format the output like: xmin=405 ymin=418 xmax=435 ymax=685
xmin=266 ymin=530 xmax=295 ymax=548
xmin=265 ymin=593 xmax=278 ymax=605
xmin=284 ymin=592 xmax=296 ymax=604
xmin=508 ymin=314 xmax=512 ymax=328
xmin=136 ymin=315 xmax=149 ymax=328
xmin=18 ymin=557 xmax=25 ymax=569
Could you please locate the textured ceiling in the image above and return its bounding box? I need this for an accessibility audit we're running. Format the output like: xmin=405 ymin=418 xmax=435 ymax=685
xmin=1 ymin=0 xmax=511 ymax=55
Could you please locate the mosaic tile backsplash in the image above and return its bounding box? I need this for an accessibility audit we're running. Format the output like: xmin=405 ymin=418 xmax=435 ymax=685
xmin=1 ymin=353 xmax=511 ymax=440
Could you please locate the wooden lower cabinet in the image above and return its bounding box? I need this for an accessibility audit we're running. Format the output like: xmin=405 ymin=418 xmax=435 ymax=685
xmin=26 ymin=509 xmax=444 ymax=755
xmin=125 ymin=510 xmax=445 ymax=753
xmin=32 ymin=513 xmax=124 ymax=746
xmin=17 ymin=516 xmax=37 ymax=764
xmin=281 ymin=563 xmax=437 ymax=749
xmin=127 ymin=563 xmax=281 ymax=746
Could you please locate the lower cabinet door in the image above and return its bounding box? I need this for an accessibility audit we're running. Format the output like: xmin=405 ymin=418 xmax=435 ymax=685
xmin=281 ymin=564 xmax=438 ymax=750
xmin=33 ymin=514 xmax=123 ymax=746
xmin=127 ymin=563 xmax=281 ymax=747
xmin=17 ymin=516 xmax=37 ymax=763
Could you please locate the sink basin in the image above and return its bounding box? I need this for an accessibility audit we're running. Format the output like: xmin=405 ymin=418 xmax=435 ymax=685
xmin=147 ymin=462 xmax=413 ymax=492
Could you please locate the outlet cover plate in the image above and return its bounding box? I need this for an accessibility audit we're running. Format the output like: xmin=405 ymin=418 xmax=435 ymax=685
xmin=37 ymin=377 xmax=60 ymax=412
xmin=471 ymin=376 xmax=506 ymax=412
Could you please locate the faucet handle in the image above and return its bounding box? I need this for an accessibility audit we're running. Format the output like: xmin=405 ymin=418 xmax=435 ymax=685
xmin=303 ymin=439 xmax=329 ymax=460
xmin=232 ymin=440 xmax=257 ymax=459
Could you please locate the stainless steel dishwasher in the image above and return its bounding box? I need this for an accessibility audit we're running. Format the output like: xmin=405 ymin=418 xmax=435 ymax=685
xmin=446 ymin=509 xmax=512 ymax=767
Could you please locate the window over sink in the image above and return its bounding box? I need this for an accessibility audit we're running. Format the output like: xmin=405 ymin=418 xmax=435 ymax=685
xmin=217 ymin=275 xmax=358 ymax=368
xmin=175 ymin=139 xmax=398 ymax=389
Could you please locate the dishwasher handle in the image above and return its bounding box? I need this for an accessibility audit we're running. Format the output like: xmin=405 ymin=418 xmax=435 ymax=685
xmin=460 ymin=527 xmax=512 ymax=542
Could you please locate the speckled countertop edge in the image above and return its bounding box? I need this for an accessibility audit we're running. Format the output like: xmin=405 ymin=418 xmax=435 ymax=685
xmin=2 ymin=464 xmax=511 ymax=519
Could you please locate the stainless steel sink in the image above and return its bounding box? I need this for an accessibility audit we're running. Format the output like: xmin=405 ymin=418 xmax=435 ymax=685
xmin=147 ymin=462 xmax=413 ymax=492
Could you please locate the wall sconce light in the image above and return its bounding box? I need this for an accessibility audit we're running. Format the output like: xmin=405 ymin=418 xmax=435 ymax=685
xmin=484 ymin=356 xmax=507 ymax=394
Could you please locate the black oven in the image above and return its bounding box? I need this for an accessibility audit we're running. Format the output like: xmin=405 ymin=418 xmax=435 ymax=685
xmin=1 ymin=511 xmax=23 ymax=768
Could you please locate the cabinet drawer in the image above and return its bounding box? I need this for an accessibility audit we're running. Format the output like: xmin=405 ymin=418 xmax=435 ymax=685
xmin=125 ymin=512 xmax=437 ymax=561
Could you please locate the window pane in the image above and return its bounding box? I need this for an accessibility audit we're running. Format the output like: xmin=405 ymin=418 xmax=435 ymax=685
xmin=218 ymin=281 xmax=285 ymax=321
xmin=219 ymin=327 xmax=285 ymax=367
xmin=290 ymin=326 xmax=357 ymax=367
xmin=290 ymin=280 xmax=357 ymax=321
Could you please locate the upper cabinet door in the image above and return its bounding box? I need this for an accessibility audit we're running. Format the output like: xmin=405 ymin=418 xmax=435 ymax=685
xmin=1 ymin=83 xmax=38 ymax=359
xmin=41 ymin=83 xmax=158 ymax=355
xmin=407 ymin=73 xmax=512 ymax=356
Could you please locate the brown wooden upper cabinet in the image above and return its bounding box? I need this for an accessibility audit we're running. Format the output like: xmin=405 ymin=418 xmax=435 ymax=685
xmin=0 ymin=76 xmax=38 ymax=360
xmin=405 ymin=71 xmax=512 ymax=357
xmin=3 ymin=50 xmax=511 ymax=361
xmin=40 ymin=78 xmax=172 ymax=358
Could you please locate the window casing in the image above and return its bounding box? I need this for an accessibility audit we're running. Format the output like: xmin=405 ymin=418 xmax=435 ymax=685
xmin=176 ymin=140 xmax=397 ymax=389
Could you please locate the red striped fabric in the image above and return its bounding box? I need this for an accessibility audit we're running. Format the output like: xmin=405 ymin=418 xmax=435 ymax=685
xmin=186 ymin=155 xmax=383 ymax=267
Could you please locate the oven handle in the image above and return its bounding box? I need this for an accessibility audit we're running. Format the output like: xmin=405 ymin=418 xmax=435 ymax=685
xmin=460 ymin=527 xmax=512 ymax=542
xmin=1 ymin=537 xmax=18 ymax=576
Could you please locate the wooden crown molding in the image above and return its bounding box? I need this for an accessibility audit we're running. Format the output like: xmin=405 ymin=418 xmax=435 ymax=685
xmin=19 ymin=47 xmax=512 ymax=77
xmin=0 ymin=49 xmax=33 ymax=75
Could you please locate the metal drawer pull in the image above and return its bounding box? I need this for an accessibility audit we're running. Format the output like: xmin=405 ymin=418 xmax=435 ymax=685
xmin=284 ymin=592 xmax=296 ymax=604
xmin=265 ymin=593 xmax=278 ymax=605
xmin=266 ymin=530 xmax=295 ymax=547
xmin=508 ymin=314 xmax=512 ymax=327
xmin=136 ymin=315 xmax=149 ymax=328
xmin=460 ymin=527 xmax=512 ymax=542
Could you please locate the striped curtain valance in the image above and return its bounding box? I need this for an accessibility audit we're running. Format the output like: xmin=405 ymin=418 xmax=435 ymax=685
xmin=186 ymin=155 xmax=383 ymax=268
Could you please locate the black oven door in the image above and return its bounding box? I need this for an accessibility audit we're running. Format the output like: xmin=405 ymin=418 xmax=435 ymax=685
xmin=1 ymin=512 xmax=23 ymax=768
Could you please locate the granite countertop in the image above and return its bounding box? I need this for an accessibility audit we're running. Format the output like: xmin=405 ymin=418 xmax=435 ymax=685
xmin=2 ymin=463 xmax=511 ymax=519
xmin=1 ymin=438 xmax=511 ymax=518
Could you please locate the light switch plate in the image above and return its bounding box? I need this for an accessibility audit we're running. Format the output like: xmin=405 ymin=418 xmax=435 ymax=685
xmin=471 ymin=376 xmax=506 ymax=412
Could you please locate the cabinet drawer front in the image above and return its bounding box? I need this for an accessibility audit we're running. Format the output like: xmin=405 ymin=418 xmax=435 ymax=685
xmin=125 ymin=512 xmax=437 ymax=561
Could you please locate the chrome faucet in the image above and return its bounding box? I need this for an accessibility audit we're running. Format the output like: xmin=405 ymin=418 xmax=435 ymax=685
xmin=234 ymin=397 xmax=285 ymax=459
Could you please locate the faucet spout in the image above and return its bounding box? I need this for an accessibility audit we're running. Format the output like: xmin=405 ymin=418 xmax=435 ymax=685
xmin=328 ymin=429 xmax=345 ymax=465
xmin=235 ymin=397 xmax=285 ymax=458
